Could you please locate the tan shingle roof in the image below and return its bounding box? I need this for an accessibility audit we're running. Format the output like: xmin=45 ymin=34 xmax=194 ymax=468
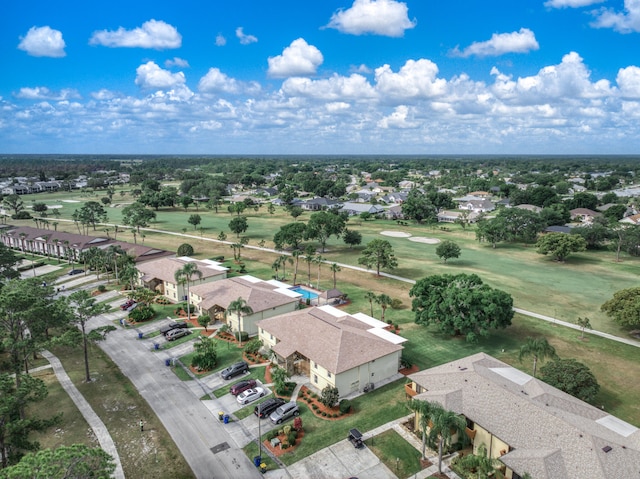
xmin=136 ymin=257 xmax=226 ymax=284
xmin=409 ymin=353 xmax=640 ymax=479
xmin=191 ymin=276 xmax=297 ymax=312
xmin=257 ymin=307 xmax=403 ymax=374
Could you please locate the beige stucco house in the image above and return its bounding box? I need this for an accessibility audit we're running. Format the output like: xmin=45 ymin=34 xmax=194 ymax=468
xmin=257 ymin=305 xmax=406 ymax=397
xmin=407 ymin=353 xmax=640 ymax=479
xmin=136 ymin=256 xmax=228 ymax=302
xmin=189 ymin=275 xmax=301 ymax=336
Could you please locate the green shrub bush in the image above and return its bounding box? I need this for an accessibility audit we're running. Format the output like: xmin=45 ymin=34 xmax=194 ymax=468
xmin=339 ymin=399 xmax=351 ymax=414
xmin=176 ymin=243 xmax=194 ymax=256
xmin=244 ymin=338 xmax=262 ymax=355
xmin=234 ymin=331 xmax=249 ymax=342
xmin=97 ymin=284 xmax=107 ymax=293
xmin=287 ymin=432 xmax=297 ymax=445
xmin=129 ymin=304 xmax=154 ymax=322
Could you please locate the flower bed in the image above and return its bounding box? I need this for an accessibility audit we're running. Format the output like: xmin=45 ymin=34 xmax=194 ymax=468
xmin=297 ymin=386 xmax=353 ymax=420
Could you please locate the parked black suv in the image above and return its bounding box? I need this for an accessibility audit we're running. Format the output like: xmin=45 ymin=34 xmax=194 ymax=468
xmin=159 ymin=322 xmax=188 ymax=336
xmin=221 ymin=361 xmax=249 ymax=380
xmin=254 ymin=397 xmax=286 ymax=419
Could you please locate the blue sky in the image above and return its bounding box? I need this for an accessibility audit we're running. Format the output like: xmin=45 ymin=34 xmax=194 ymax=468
xmin=3 ymin=0 xmax=640 ymax=155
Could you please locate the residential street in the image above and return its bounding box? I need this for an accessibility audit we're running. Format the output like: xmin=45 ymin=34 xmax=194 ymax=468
xmin=89 ymin=311 xmax=263 ymax=479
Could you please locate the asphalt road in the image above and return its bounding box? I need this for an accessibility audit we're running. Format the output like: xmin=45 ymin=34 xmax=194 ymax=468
xmin=90 ymin=312 xmax=263 ymax=479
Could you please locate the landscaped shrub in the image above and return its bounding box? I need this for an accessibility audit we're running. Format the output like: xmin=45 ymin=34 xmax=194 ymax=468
xmin=212 ymin=255 xmax=224 ymax=261
xmin=97 ymin=284 xmax=107 ymax=292
xmin=281 ymin=443 xmax=289 ymax=450
xmin=293 ymin=417 xmax=303 ymax=431
xmin=129 ymin=304 xmax=154 ymax=322
xmin=339 ymin=399 xmax=351 ymax=414
xmin=12 ymin=211 xmax=32 ymax=220
xmin=267 ymin=430 xmax=278 ymax=440
xmin=287 ymin=432 xmax=297 ymax=445
xmin=176 ymin=243 xmax=194 ymax=256
xmin=320 ymin=386 xmax=339 ymax=408
xmin=321 ymin=412 xmax=327 ymax=417
xmin=234 ymin=331 xmax=249 ymax=342
xmin=312 ymin=404 xmax=318 ymax=410
xmin=244 ymin=338 xmax=262 ymax=355
xmin=390 ymin=298 xmax=403 ymax=309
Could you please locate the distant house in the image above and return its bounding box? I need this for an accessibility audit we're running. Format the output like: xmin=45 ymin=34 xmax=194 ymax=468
xmin=301 ymin=197 xmax=342 ymax=211
xmin=407 ymin=353 xmax=640 ymax=479
xmin=384 ymin=205 xmax=404 ymax=220
xmin=437 ymin=210 xmax=480 ymax=223
xmin=136 ymin=257 xmax=227 ymax=302
xmin=467 ymin=190 xmax=491 ymax=198
xmin=339 ymin=202 xmax=384 ymax=216
xmin=190 ymin=275 xmax=300 ymax=336
xmin=514 ymin=204 xmax=542 ymax=213
xmin=257 ymin=305 xmax=406 ymax=396
xmin=2 ymin=185 xmax=31 ymax=195
xmin=462 ymin=199 xmax=495 ymax=213
xmin=544 ymin=225 xmax=573 ymax=234
xmin=620 ymin=213 xmax=640 ymax=225
xmin=570 ymin=208 xmax=601 ymax=224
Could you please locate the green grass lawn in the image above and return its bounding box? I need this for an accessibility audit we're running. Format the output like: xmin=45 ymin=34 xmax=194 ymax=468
xmin=45 ymin=343 xmax=193 ymax=478
xmin=248 ymin=380 xmax=409 ymax=466
xmin=365 ymin=429 xmax=423 ymax=479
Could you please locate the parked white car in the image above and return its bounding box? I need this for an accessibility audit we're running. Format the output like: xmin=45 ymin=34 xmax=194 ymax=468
xmin=236 ymin=387 xmax=266 ymax=405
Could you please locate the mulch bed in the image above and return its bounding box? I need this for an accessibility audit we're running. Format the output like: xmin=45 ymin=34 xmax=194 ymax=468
xmin=297 ymin=386 xmax=352 ymax=420
xmin=262 ymin=430 xmax=305 ymax=457
xmin=399 ymin=364 xmax=419 ymax=376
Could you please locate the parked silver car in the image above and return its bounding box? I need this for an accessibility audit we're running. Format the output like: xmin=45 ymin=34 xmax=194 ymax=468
xmin=269 ymin=401 xmax=300 ymax=424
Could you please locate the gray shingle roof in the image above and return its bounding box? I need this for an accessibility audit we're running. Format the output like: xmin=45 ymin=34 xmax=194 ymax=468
xmin=409 ymin=353 xmax=640 ymax=479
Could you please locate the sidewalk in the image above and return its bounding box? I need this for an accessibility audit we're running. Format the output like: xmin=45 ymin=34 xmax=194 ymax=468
xmin=40 ymin=350 xmax=125 ymax=479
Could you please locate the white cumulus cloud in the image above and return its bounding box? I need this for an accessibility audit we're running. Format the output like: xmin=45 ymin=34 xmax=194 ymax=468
xmin=591 ymin=0 xmax=640 ymax=33
xmin=135 ymin=61 xmax=186 ymax=89
xmin=18 ymin=26 xmax=66 ymax=57
xmin=198 ymin=68 xmax=261 ymax=95
xmin=544 ymin=0 xmax=604 ymax=8
xmin=267 ymin=38 xmax=323 ymax=78
xmin=617 ymin=66 xmax=640 ymax=97
xmin=165 ymin=57 xmax=189 ymax=68
xmin=378 ymin=105 xmax=418 ymax=128
xmin=235 ymin=27 xmax=258 ymax=45
xmin=215 ymin=34 xmax=226 ymax=46
xmin=374 ymin=59 xmax=447 ymax=99
xmin=90 ymin=19 xmax=182 ymax=49
xmin=452 ymin=28 xmax=539 ymax=57
xmin=16 ymin=87 xmax=79 ymax=100
xmin=326 ymin=0 xmax=416 ymax=37
xmin=281 ymin=74 xmax=376 ymax=100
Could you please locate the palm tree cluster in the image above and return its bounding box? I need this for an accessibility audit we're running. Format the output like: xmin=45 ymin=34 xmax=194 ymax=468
xmin=408 ymin=398 xmax=468 ymax=474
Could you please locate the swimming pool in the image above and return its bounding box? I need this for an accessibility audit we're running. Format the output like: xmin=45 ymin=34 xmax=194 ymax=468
xmin=291 ymin=286 xmax=319 ymax=300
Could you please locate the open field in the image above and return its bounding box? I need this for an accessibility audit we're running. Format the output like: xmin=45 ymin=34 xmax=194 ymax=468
xmin=24 ymin=186 xmax=639 ymax=338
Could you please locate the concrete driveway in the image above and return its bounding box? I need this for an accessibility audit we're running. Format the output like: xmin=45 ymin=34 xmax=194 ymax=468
xmin=286 ymin=439 xmax=396 ymax=479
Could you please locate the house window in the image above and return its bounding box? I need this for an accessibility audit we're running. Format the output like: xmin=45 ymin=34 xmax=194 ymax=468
xmin=327 ymin=371 xmax=332 ymax=378
xmin=314 ymin=362 xmax=318 ymax=369
xmin=313 ymin=375 xmax=318 ymax=384
xmin=270 ymin=334 xmax=273 ymax=340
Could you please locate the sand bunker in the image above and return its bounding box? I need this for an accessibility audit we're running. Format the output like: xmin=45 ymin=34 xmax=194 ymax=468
xmin=408 ymin=237 xmax=441 ymax=244
xmin=380 ymin=231 xmax=412 ymax=238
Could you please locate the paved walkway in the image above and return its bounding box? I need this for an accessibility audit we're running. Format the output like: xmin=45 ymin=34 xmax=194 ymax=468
xmin=40 ymin=350 xmax=125 ymax=479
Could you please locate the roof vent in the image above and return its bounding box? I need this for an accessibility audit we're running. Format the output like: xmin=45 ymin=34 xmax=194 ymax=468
xmin=602 ymin=446 xmax=612 ymax=453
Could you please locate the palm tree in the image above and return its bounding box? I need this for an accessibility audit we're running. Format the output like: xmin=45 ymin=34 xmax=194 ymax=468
xmin=174 ymin=262 xmax=203 ymax=320
xmin=330 ymin=263 xmax=341 ymax=289
xmin=226 ymin=297 xmax=253 ymax=346
xmin=314 ymin=254 xmax=325 ymax=289
xmin=365 ymin=291 xmax=377 ymax=317
xmin=409 ymin=399 xmax=438 ymax=460
xmin=303 ymin=245 xmax=315 ymax=286
xmin=429 ymin=406 xmax=467 ymax=475
xmin=271 ymin=257 xmax=282 ymax=280
xmin=120 ymin=263 xmax=138 ymax=291
xmin=376 ymin=294 xmax=392 ymax=321
xmin=279 ymin=254 xmax=292 ymax=281
xmin=106 ymin=245 xmax=125 ymax=284
xmin=291 ymin=249 xmax=302 ymax=285
xmin=518 ymin=336 xmax=558 ymax=377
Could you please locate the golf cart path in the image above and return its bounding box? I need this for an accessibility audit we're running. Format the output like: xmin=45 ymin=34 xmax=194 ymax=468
xmin=40 ymin=350 xmax=125 ymax=479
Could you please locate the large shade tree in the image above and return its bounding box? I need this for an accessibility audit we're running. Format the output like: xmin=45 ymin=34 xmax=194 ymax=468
xmin=410 ymin=273 xmax=513 ymax=342
xmin=601 ymin=287 xmax=640 ymax=328
xmin=358 ymin=239 xmax=398 ymax=276
xmin=540 ymin=359 xmax=600 ymax=403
